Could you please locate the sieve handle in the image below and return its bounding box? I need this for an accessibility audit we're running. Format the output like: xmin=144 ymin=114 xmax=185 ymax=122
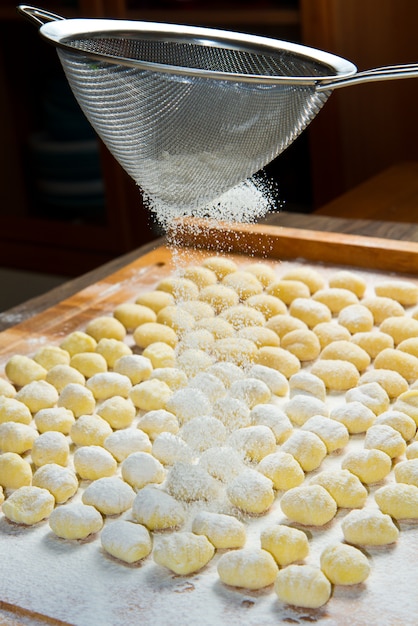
xmin=317 ymin=63 xmax=418 ymax=92
xmin=17 ymin=5 xmax=64 ymax=27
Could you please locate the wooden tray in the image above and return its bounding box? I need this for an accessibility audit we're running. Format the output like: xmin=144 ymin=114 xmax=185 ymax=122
xmin=1 ymin=223 xmax=418 ymax=626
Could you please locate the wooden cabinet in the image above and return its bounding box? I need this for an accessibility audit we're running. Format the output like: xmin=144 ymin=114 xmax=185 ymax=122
xmin=0 ymin=1 xmax=302 ymax=276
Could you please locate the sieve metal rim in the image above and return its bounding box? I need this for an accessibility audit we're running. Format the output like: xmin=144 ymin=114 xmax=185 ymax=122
xmin=38 ymin=17 xmax=358 ymax=86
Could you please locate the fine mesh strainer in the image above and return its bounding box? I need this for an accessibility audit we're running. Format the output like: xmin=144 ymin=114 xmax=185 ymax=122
xmin=19 ymin=5 xmax=418 ymax=212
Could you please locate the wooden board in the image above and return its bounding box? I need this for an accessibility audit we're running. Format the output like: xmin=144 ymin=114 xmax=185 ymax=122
xmin=1 ymin=224 xmax=418 ymax=626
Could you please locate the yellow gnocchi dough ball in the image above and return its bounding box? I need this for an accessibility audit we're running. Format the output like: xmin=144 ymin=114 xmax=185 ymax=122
xmin=320 ymin=543 xmax=370 ymax=585
xmin=165 ymin=462 xmax=219 ymax=502
xmin=129 ymin=379 xmax=173 ymax=411
xmin=319 ymin=340 xmax=370 ymax=371
xmin=113 ymin=302 xmax=156 ymax=331
xmin=86 ymin=372 xmax=132 ymax=400
xmin=70 ymin=414 xmax=112 ymax=447
xmin=135 ymin=290 xmax=174 ymax=313
xmin=179 ymin=265 xmax=218 ymax=288
xmin=0 ymin=452 xmax=32 ymax=489
xmin=213 ymin=337 xmax=258 ymax=367
xmin=195 ymin=316 xmax=235 ymax=340
xmin=142 ymin=342 xmax=176 ymax=369
xmin=227 ymin=468 xmax=274 ymax=514
xmin=220 ymin=304 xmax=265 ymax=330
xmin=73 ymin=445 xmax=117 ymax=480
xmin=362 ymin=296 xmax=405 ymax=324
xmin=397 ymin=337 xmax=418 ymax=357
xmin=69 ymin=352 xmax=108 ymax=378
xmin=133 ymin=322 xmax=178 ymax=349
xmin=380 ymin=316 xmax=418 ymax=345
xmin=248 ymin=364 xmax=289 ymax=397
xmin=137 ymin=409 xmax=179 ymax=441
xmin=351 ymin=331 xmax=394 ymax=359
xmin=82 ymin=476 xmax=135 ymax=515
xmin=31 ymin=431 xmax=70 ymax=467
xmin=0 ymin=422 xmax=38 ymax=454
xmin=34 ymin=407 xmax=75 ymax=435
xmin=310 ymin=359 xmax=360 ymax=391
xmin=284 ymin=394 xmax=328 ymax=427
xmin=201 ymin=255 xmax=238 ymax=279
xmin=2 ymin=486 xmax=55 ymax=525
xmin=217 ymin=548 xmax=278 ymax=590
xmin=375 ymin=280 xmax=418 ymax=306
xmin=280 ymin=328 xmax=321 ymax=361
xmin=251 ymin=405 xmax=292 ymax=444
xmin=260 ymin=524 xmax=309 ymax=566
xmin=177 ymin=328 xmax=215 ymax=354
xmin=309 ymin=469 xmax=368 ymax=509
xmin=393 ymin=389 xmax=418 ymax=426
xmin=32 ymin=463 xmax=78 ymax=503
xmin=359 ymin=369 xmax=408 ymax=400
xmin=100 ymin=520 xmax=152 ymax=564
xmin=313 ymin=321 xmax=351 ymax=349
xmin=266 ymin=314 xmax=307 ymax=339
xmin=5 ymin=355 xmax=47 ymax=387
xmin=364 ymin=424 xmax=406 ymax=458
xmin=229 ymin=378 xmax=271 ymax=409
xmin=374 ymin=348 xmax=418 ymax=383
xmin=60 ymin=331 xmax=97 ymax=356
xmin=375 ymin=483 xmax=418 ymax=519
xmin=244 ymin=262 xmax=277 ymax=287
xmin=46 ymin=365 xmax=85 ymax=393
xmin=96 ymin=396 xmax=136 ymax=429
xmin=341 ymin=508 xmax=399 ymax=545
xmin=0 ymin=378 xmax=16 ymax=398
xmin=152 ymin=432 xmax=194 ymax=466
xmin=180 ymin=416 xmax=226 ymax=453
xmin=157 ymin=276 xmax=200 ymax=301
xmin=406 ymin=442 xmax=418 ymax=459
xmin=199 ymin=284 xmax=239 ymax=314
xmin=95 ymin=338 xmax=132 ymax=369
xmin=228 ymin=425 xmax=276 ymax=462
xmin=192 ymin=511 xmax=246 ymax=549
xmin=330 ymin=401 xmax=376 ymax=435
xmin=15 ymin=380 xmax=59 ymax=413
xmin=395 ymin=458 xmax=418 ymax=485
xmin=281 ymin=431 xmax=327 ymax=472
xmin=281 ymin=267 xmax=326 ymax=294
xmin=113 ymin=354 xmax=153 ymax=385
xmin=289 ymin=371 xmax=326 ymax=401
xmin=258 ymin=451 xmax=304 ymax=491
xmin=157 ymin=305 xmax=196 ymax=335
xmin=374 ymin=410 xmax=416 ymax=441
xmin=179 ymin=300 xmax=215 ymax=321
xmin=301 ymin=415 xmax=349 ymax=453
xmin=131 ymin=485 xmax=186 ymax=530
xmin=153 ymin=531 xmax=214 ymax=575
xmin=337 ymin=304 xmax=374 ymax=333
xmin=256 ymin=346 xmax=300 ymax=378
xmin=244 ymin=294 xmax=287 ymax=319
xmin=0 ymin=397 xmax=32 ymax=425
xmin=104 ymin=428 xmax=152 ymax=462
xmin=341 ymin=448 xmax=392 ymax=484
xmin=121 ymin=451 xmax=165 ymax=490
xmin=345 ymin=381 xmax=390 ymax=415
xmin=274 ymin=564 xmax=331 ymax=609
xmin=289 ymin=297 xmax=332 ymax=330
xmin=49 ymin=502 xmax=103 ymax=540
xmin=33 ymin=345 xmax=70 ymax=370
xmin=280 ymin=485 xmax=337 ymax=526
xmin=85 ymin=315 xmax=126 ymax=341
xmin=221 ymin=270 xmax=264 ymax=300
xmin=58 ymin=383 xmax=95 ymax=418
xmin=266 ymin=279 xmax=310 ymax=304
xmin=312 ymin=287 xmax=359 ymax=314
xmin=328 ymin=270 xmax=367 ymax=298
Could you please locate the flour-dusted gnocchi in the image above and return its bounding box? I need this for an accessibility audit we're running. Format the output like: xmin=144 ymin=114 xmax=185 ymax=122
xmin=359 ymin=369 xmax=409 ymax=399
xmin=0 ymin=452 xmax=32 ymax=489
xmin=237 ymin=326 xmax=280 ymax=349
xmin=274 ymin=564 xmax=331 ymax=609
xmin=309 ymin=469 xmax=368 ymax=509
xmin=379 ymin=316 xmax=418 ymax=345
xmin=280 ymin=484 xmax=337 ymax=526
xmin=341 ymin=448 xmax=392 ymax=484
xmin=199 ymin=284 xmax=239 ymax=314
xmin=164 ymin=462 xmax=220 ymax=502
xmin=284 ymin=394 xmax=328 ymax=427
xmin=2 ymin=486 xmax=55 ymax=525
xmin=179 ymin=265 xmax=218 ymax=288
xmin=49 ymin=502 xmax=103 ymax=539
xmin=228 ymin=425 xmax=276 ymax=462
xmin=301 ymin=415 xmax=349 ymax=453
xmin=328 ymin=270 xmax=367 ymax=298
xmin=73 ymin=445 xmax=117 ymax=480
xmin=180 ymin=416 xmax=227 ymax=453
xmin=142 ymin=342 xmax=177 ymax=369
xmin=374 ymin=410 xmax=416 ymax=441
xmin=247 ymin=364 xmax=289 ymax=396
xmin=152 ymin=432 xmax=195 ymax=466
xmin=288 ymin=297 xmax=331 ymax=328
xmin=228 ymin=377 xmax=271 ymax=408
xmin=57 ymin=383 xmax=95 ymax=417
xmin=33 ymin=345 xmax=71 ymax=370
xmin=201 ymin=255 xmax=238 ymax=279
xmin=266 ymin=279 xmax=310 ymax=304
xmin=281 ymin=430 xmax=327 ymax=472
xmin=70 ymin=414 xmax=112 ymax=447
xmin=375 ymin=483 xmax=418 ymax=519
xmin=191 ymin=511 xmax=246 ymax=549
xmin=393 ymin=389 xmax=418 ymax=426
xmin=280 ymin=328 xmax=321 ymax=361
xmin=244 ymin=293 xmax=286 ymax=319
xmin=330 ymin=401 xmax=376 ymax=434
xmin=312 ymin=287 xmax=359 ymax=313
xmin=341 ymin=508 xmax=399 ymax=545
xmin=364 ymin=424 xmax=406 ymax=458
xmin=311 ymin=359 xmax=360 ymax=391
xmin=227 ymin=468 xmax=274 ymax=514
xmin=153 ymin=531 xmax=215 ymax=575
xmin=250 ymin=404 xmax=293 ymax=443
xmin=256 ymin=346 xmax=301 ymax=378
xmin=337 ymin=304 xmax=374 ymax=333
xmin=351 ymin=331 xmax=394 ymax=359
xmin=96 ymin=395 xmax=136 ymax=429
xmin=374 ymin=279 xmax=418 ymax=306
xmin=165 ymin=387 xmax=211 ymax=424
xmin=198 ymin=446 xmax=245 ymax=483
xmin=281 ymin=266 xmax=326 ymax=294
xmin=31 ymin=431 xmax=70 ymax=467
xmin=265 ymin=313 xmax=307 ymax=339
xmin=288 ymin=370 xmax=326 ymax=401
xmin=257 ymin=451 xmax=304 ymax=491
xmin=156 ymin=276 xmax=199 ymax=301
xmin=137 ymin=409 xmax=179 ymax=441
xmin=213 ymin=337 xmax=258 ymax=367
xmin=5 ymin=355 xmax=47 ymax=387
xmin=361 ymin=296 xmax=405 ymax=324
xmin=113 ymin=354 xmax=153 ymax=385
xmin=131 ymin=485 xmax=186 ymax=530
xmin=34 ymin=407 xmax=75 ymax=435
xmin=82 ymin=476 xmax=135 ymax=515
xmin=260 ymin=524 xmax=309 ymax=566
xmin=32 ymin=463 xmax=78 ymax=503
xmin=157 ymin=305 xmax=196 ymax=335
xmin=0 ymin=422 xmax=38 ymax=454
xmin=69 ymin=352 xmax=108 ymax=378
xmin=244 ymin=262 xmax=277 ymax=287
xmin=46 ymin=365 xmax=85 ymax=393
xmin=101 ymin=520 xmax=153 ymax=564
xmin=0 ymin=378 xmax=16 ymax=398
xmin=15 ymin=380 xmax=58 ymax=414
xmin=221 ymin=270 xmax=264 ymax=300
xmin=320 ymin=543 xmax=370 ymax=585
xmin=86 ymin=372 xmax=132 ymax=401
xmin=319 ymin=340 xmax=370 ymax=371
xmin=345 ymin=382 xmax=390 ymax=415
xmin=313 ymin=321 xmax=351 ymax=349
xmin=217 ymin=547 xmax=278 ymax=590
xmin=103 ymin=428 xmax=152 ymax=462
xmin=121 ymin=451 xmax=165 ymax=490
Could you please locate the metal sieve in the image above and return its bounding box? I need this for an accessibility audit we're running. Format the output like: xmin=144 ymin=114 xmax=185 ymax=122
xmin=19 ymin=5 xmax=418 ymax=211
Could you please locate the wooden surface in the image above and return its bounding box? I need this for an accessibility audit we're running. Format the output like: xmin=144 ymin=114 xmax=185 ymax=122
xmin=1 ymin=211 xmax=418 ymax=333
xmin=314 ymin=162 xmax=418 ymax=222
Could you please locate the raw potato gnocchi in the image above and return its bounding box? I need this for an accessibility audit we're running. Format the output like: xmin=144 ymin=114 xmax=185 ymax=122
xmin=2 ymin=486 xmax=55 ymax=525
xmin=275 ymin=564 xmax=331 ymax=609
xmin=153 ymin=531 xmax=214 ymax=575
xmin=320 ymin=543 xmax=370 ymax=585
xmin=217 ymin=547 xmax=278 ymax=590
xmin=100 ymin=520 xmax=152 ymax=563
